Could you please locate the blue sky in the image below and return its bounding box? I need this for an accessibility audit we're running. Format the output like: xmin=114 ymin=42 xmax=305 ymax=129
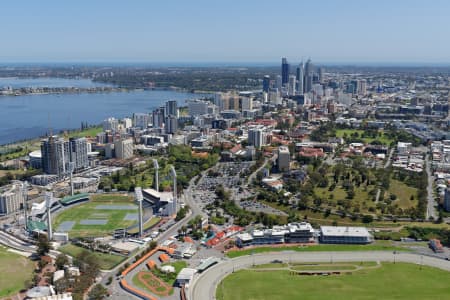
xmin=0 ymin=0 xmax=449 ymax=64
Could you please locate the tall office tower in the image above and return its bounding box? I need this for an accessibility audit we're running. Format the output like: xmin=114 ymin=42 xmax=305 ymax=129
xmin=69 ymin=137 xmax=88 ymax=172
xmin=262 ymin=75 xmax=271 ymax=93
xmin=133 ymin=113 xmax=150 ymax=129
xmin=102 ymin=117 xmax=119 ymax=132
xmin=288 ymin=75 xmax=296 ymax=96
xmin=188 ymin=99 xmax=209 ymax=116
xmin=248 ymin=128 xmax=266 ymax=149
xmin=276 ymin=75 xmax=283 ymax=90
xmin=304 ymin=59 xmax=314 ymax=92
xmin=277 ymin=146 xmax=290 ymax=172
xmin=165 ymin=100 xmax=178 ymax=117
xmin=240 ymin=96 xmax=253 ymax=110
xmin=281 ymin=57 xmax=290 ymax=86
xmin=0 ymin=182 xmax=24 ymax=215
xmin=41 ymin=136 xmax=69 ymax=175
xmin=165 ymin=115 xmax=178 ymax=134
xmin=296 ymin=63 xmax=304 ymax=94
xmin=357 ymin=79 xmax=367 ymax=96
xmin=318 ymin=67 xmax=324 ymax=84
xmin=114 ymin=139 xmax=134 ymax=159
xmin=213 ymin=92 xmax=223 ymax=109
xmin=152 ymin=107 xmax=165 ymax=128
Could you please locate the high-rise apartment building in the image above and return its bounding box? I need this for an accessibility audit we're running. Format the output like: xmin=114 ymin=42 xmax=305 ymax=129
xmin=41 ymin=136 xmax=69 ymax=175
xmin=165 ymin=100 xmax=178 ymax=117
xmin=165 ymin=115 xmax=178 ymax=134
xmin=188 ymin=99 xmax=210 ymax=116
xmin=248 ymin=128 xmax=266 ymax=149
xmin=114 ymin=139 xmax=134 ymax=160
xmin=133 ymin=113 xmax=150 ymax=129
xmin=0 ymin=182 xmax=24 ymax=215
xmin=102 ymin=117 xmax=119 ymax=132
xmin=152 ymin=107 xmax=165 ymax=128
xmin=69 ymin=137 xmax=89 ymax=172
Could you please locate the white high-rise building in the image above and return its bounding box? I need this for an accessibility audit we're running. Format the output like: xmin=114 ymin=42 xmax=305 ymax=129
xmin=114 ymin=139 xmax=134 ymax=160
xmin=133 ymin=113 xmax=150 ymax=129
xmin=277 ymin=146 xmax=290 ymax=172
xmin=188 ymin=99 xmax=209 ymax=116
xmin=288 ymin=75 xmax=296 ymax=96
xmin=102 ymin=117 xmax=119 ymax=132
xmin=296 ymin=63 xmax=304 ymax=95
xmin=357 ymin=80 xmax=367 ymax=96
xmin=122 ymin=118 xmax=133 ymax=129
xmin=276 ymin=75 xmax=282 ymax=90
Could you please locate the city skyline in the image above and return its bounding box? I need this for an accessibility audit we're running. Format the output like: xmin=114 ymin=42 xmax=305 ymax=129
xmin=1 ymin=0 xmax=450 ymax=64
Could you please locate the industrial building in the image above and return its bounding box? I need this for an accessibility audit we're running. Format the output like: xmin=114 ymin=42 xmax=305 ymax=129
xmin=320 ymin=226 xmax=373 ymax=244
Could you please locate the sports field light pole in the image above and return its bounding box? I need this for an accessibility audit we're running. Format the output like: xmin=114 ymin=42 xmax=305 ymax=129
xmin=170 ymin=166 xmax=178 ymax=212
xmin=152 ymin=159 xmax=159 ymax=192
xmin=22 ymin=181 xmax=28 ymax=231
xmin=68 ymin=162 xmax=75 ymax=196
xmin=135 ymin=187 xmax=144 ymax=238
xmin=45 ymin=191 xmax=53 ymax=241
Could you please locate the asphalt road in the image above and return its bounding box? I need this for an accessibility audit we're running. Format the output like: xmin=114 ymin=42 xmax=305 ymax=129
xmin=189 ymin=251 xmax=450 ymax=300
xmin=425 ymin=154 xmax=437 ymax=220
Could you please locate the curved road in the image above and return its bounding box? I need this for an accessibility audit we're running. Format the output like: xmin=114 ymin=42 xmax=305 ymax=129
xmin=189 ymin=251 xmax=450 ymax=300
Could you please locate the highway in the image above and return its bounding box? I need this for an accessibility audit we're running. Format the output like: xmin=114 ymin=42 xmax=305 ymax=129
xmin=189 ymin=251 xmax=450 ymax=300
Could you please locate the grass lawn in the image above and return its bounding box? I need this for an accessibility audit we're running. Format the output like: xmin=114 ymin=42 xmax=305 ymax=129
xmin=59 ymin=244 xmax=125 ymax=270
xmin=68 ymin=126 xmax=103 ymax=138
xmin=388 ymin=179 xmax=418 ymax=209
xmin=226 ymin=242 xmax=407 ymax=258
xmin=216 ymin=262 xmax=450 ymax=300
xmin=0 ymin=246 xmax=35 ymax=298
xmin=53 ymin=194 xmax=137 ymax=238
xmin=335 ymin=129 xmax=393 ymax=145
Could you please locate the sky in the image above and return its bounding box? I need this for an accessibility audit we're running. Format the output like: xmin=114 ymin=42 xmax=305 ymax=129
xmin=1 ymin=0 xmax=450 ymax=64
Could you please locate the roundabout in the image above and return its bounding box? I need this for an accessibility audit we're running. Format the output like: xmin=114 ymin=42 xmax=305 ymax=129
xmin=190 ymin=251 xmax=450 ymax=300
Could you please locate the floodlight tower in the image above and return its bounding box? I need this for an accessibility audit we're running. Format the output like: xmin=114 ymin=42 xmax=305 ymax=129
xmin=45 ymin=192 xmax=53 ymax=240
xmin=21 ymin=181 xmax=28 ymax=231
xmin=135 ymin=187 xmax=144 ymax=238
xmin=68 ymin=162 xmax=75 ymax=196
xmin=152 ymin=159 xmax=159 ymax=192
xmin=170 ymin=166 xmax=178 ymax=212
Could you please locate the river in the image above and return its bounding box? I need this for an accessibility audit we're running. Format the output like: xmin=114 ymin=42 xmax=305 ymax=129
xmin=0 ymin=78 xmax=205 ymax=145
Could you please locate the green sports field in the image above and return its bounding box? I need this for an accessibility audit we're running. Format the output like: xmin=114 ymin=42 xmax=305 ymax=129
xmin=53 ymin=194 xmax=137 ymax=238
xmin=0 ymin=246 xmax=35 ymax=298
xmin=216 ymin=262 xmax=450 ymax=300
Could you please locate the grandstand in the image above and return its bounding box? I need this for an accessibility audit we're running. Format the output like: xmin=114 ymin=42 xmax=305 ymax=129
xmin=59 ymin=193 xmax=89 ymax=206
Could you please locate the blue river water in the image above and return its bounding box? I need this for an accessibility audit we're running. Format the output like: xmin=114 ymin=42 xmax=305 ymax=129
xmin=0 ymin=79 xmax=204 ymax=145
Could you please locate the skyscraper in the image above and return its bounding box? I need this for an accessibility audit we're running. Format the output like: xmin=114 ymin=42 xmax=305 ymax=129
xmin=318 ymin=67 xmax=324 ymax=84
xmin=41 ymin=136 xmax=69 ymax=175
xmin=296 ymin=63 xmax=304 ymax=94
xmin=262 ymin=75 xmax=270 ymax=93
xmin=288 ymin=75 xmax=296 ymax=96
xmin=304 ymin=59 xmax=314 ymax=93
xmin=281 ymin=57 xmax=290 ymax=86
xmin=69 ymin=137 xmax=89 ymax=172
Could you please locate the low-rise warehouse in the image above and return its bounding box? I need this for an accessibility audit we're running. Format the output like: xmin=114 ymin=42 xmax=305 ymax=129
xmin=320 ymin=226 xmax=373 ymax=244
